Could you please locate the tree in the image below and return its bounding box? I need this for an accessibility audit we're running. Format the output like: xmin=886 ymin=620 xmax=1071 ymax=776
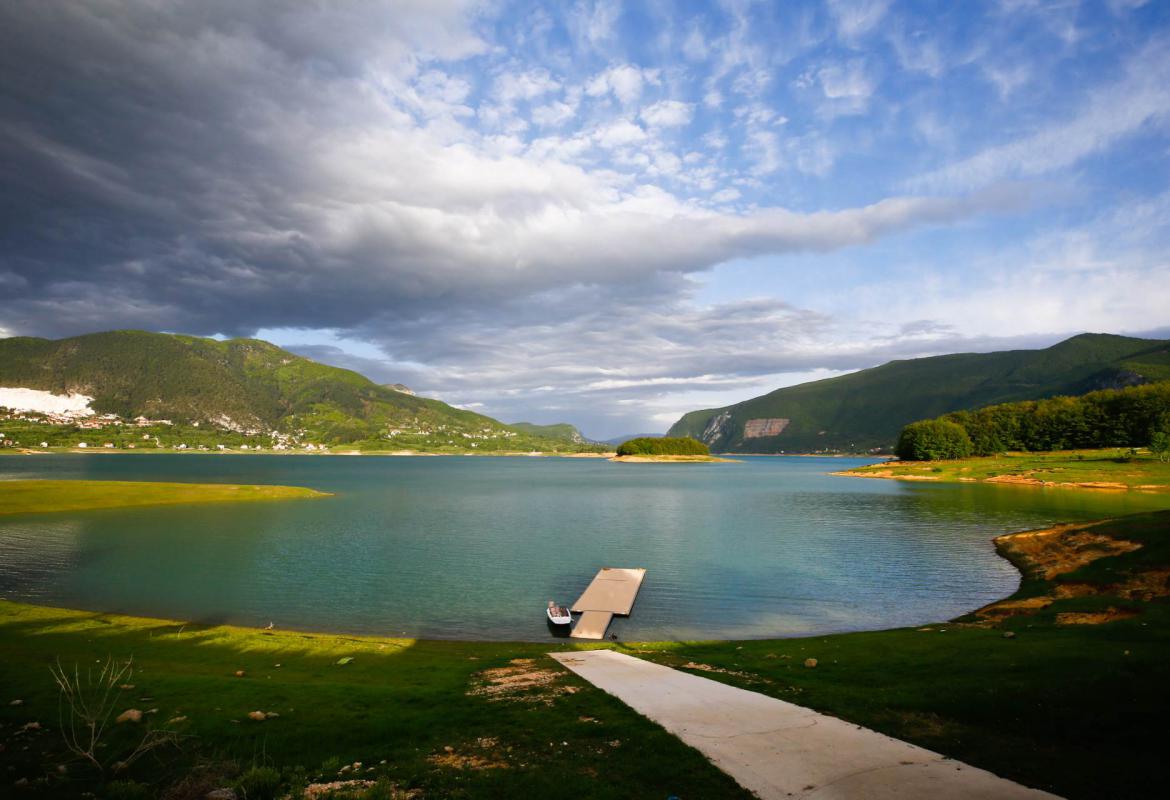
xmin=895 ymin=419 xmax=973 ymax=461
xmin=1151 ymin=413 xmax=1170 ymax=463
xmin=616 ymin=436 xmax=709 ymax=456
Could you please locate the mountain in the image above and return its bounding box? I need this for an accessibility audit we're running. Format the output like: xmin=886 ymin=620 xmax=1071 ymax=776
xmin=0 ymin=330 xmax=593 ymax=451
xmin=508 ymin=422 xmax=588 ymax=443
xmin=601 ymin=432 xmax=664 ymax=446
xmin=668 ymin=333 xmax=1170 ymax=454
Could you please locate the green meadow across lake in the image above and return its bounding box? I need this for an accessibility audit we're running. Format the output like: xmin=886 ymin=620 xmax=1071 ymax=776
xmin=0 ymin=479 xmax=328 ymax=516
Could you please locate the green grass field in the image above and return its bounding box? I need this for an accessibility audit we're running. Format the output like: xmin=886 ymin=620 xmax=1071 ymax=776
xmin=0 ymin=480 xmax=329 ymax=515
xmin=0 ymin=603 xmax=749 ymax=799
xmin=839 ymin=448 xmax=1170 ymax=490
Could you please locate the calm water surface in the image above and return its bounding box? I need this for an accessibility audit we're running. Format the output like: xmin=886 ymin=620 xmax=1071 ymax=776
xmin=2 ymin=454 xmax=1168 ymax=640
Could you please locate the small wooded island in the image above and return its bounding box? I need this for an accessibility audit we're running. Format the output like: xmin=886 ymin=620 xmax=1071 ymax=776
xmin=611 ymin=436 xmax=733 ymax=462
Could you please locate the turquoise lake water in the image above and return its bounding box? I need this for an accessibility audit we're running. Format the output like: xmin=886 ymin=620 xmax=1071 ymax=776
xmin=2 ymin=454 xmax=1168 ymax=640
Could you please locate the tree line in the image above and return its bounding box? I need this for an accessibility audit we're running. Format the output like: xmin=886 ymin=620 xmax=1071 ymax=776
xmin=895 ymin=381 xmax=1170 ymax=461
xmin=616 ymin=436 xmax=709 ymax=456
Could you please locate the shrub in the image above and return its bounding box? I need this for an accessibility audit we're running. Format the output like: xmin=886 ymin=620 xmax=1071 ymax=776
xmin=1151 ymin=431 xmax=1170 ymax=462
xmin=50 ymin=656 xmax=179 ymax=774
xmin=104 ymin=780 xmax=152 ymax=800
xmin=615 ymin=436 xmax=709 ymax=456
xmin=895 ymin=420 xmax=973 ymax=461
xmin=236 ymin=766 xmax=282 ymax=800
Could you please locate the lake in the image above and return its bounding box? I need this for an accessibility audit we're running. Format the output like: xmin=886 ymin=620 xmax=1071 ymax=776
xmin=2 ymin=454 xmax=1168 ymax=641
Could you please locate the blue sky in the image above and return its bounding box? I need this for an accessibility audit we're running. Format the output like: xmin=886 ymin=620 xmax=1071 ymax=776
xmin=1 ymin=0 xmax=1169 ymax=437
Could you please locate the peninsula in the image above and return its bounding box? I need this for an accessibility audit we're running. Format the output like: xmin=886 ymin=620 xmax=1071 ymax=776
xmin=0 ymin=479 xmax=328 ymax=515
xmin=834 ymin=450 xmax=1170 ymax=492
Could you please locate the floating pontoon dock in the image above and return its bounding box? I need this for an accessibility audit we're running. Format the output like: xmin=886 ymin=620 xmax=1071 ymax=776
xmin=570 ymin=567 xmax=646 ymax=640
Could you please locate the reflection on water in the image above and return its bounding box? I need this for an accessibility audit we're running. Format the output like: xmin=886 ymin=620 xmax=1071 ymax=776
xmin=1 ymin=454 xmax=1168 ymax=640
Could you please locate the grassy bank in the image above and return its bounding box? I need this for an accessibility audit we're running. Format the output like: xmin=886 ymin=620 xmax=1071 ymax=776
xmin=2 ymin=511 xmax=1168 ymax=798
xmin=0 ymin=480 xmax=329 ymax=515
xmin=0 ymin=602 xmax=749 ymax=799
xmin=835 ymin=448 xmax=1170 ymax=491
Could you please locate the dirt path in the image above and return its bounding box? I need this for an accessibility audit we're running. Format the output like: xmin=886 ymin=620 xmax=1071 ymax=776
xmin=551 ymin=649 xmax=1060 ymax=800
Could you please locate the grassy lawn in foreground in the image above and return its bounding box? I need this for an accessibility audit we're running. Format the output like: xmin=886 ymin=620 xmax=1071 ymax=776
xmin=0 ymin=480 xmax=329 ymax=516
xmin=0 ymin=602 xmax=749 ymax=799
xmin=837 ymin=448 xmax=1170 ymax=490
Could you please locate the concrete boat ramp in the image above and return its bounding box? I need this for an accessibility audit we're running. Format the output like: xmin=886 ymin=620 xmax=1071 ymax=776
xmin=569 ymin=567 xmax=645 ymax=640
xmin=551 ymin=649 xmax=1060 ymax=800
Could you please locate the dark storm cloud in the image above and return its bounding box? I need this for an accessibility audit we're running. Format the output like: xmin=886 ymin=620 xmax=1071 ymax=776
xmin=0 ymin=0 xmax=1012 ymax=341
xmin=0 ymin=0 xmax=486 ymax=336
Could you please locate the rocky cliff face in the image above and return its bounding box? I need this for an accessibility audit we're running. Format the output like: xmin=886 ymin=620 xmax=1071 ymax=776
xmin=700 ymin=411 xmax=733 ymax=448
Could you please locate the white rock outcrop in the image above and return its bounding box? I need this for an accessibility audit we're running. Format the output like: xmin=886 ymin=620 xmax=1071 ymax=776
xmin=0 ymin=387 xmax=95 ymax=417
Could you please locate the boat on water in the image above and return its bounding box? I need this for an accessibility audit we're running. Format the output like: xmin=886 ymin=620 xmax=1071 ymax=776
xmin=546 ymin=600 xmax=572 ymax=626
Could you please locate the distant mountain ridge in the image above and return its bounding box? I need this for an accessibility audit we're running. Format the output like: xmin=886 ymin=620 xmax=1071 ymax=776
xmin=508 ymin=421 xmax=588 ymax=443
xmin=601 ymin=432 xmax=665 ymax=446
xmin=668 ymin=333 xmax=1170 ymax=454
xmin=0 ymin=330 xmax=591 ymax=451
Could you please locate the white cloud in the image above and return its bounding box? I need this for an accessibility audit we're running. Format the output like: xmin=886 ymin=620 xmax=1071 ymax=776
xmin=414 ymin=70 xmax=472 ymax=106
xmin=682 ymin=24 xmax=709 ymax=61
xmin=571 ymin=0 xmax=623 ymax=49
xmin=493 ymin=68 xmax=560 ymax=104
xmin=827 ymin=0 xmax=892 ymax=41
xmin=788 ymin=134 xmax=835 ymax=176
xmin=702 ymin=131 xmax=728 ymax=149
xmin=531 ymin=100 xmax=577 ymax=127
xmin=640 ymin=99 xmax=695 ymax=127
xmin=888 ymin=28 xmax=944 ymax=78
xmin=585 ymin=64 xmax=656 ymax=104
xmin=815 ymin=60 xmax=877 ymax=116
xmin=745 ymin=129 xmax=781 ymax=174
xmin=981 ymin=62 xmax=1031 ymax=99
xmin=593 ymin=119 xmax=647 ymax=147
xmin=914 ymin=39 xmax=1170 ymax=190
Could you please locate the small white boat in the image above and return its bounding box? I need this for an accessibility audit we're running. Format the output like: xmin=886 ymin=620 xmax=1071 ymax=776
xmin=546 ymin=600 xmax=572 ymax=626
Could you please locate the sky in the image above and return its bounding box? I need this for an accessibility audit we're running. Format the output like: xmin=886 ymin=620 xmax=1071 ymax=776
xmin=1 ymin=0 xmax=1169 ymax=439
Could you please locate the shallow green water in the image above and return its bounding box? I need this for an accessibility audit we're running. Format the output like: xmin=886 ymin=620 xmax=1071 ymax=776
xmin=2 ymin=454 xmax=1167 ymax=640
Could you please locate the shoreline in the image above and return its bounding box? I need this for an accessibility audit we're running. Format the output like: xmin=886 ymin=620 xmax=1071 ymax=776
xmin=832 ymin=450 xmax=1170 ymax=494
xmin=1 ymin=448 xmax=618 ymax=458
xmin=838 ymin=469 xmax=1167 ymax=492
xmin=609 ymin=454 xmax=738 ymax=463
xmin=0 ymin=516 xmax=1094 ymax=643
xmin=3 ymin=447 xmax=892 ymax=459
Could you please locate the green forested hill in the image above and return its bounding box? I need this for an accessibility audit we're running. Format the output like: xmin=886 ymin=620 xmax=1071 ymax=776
xmin=0 ymin=330 xmax=595 ymax=451
xmin=508 ymin=422 xmax=589 ymax=443
xmin=668 ymin=333 xmax=1170 ymax=453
